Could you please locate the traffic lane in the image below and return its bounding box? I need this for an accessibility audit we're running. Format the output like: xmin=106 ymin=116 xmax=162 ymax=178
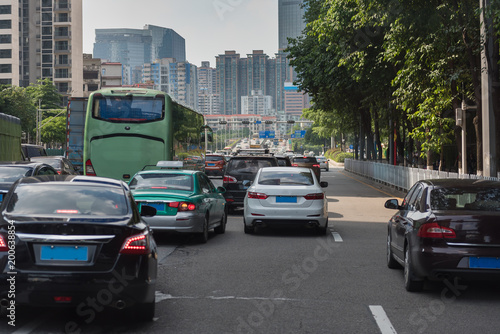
xmin=322 ymin=168 xmax=500 ymax=334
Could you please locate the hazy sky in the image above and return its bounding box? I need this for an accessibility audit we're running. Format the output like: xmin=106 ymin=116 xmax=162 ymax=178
xmin=82 ymin=0 xmax=279 ymax=67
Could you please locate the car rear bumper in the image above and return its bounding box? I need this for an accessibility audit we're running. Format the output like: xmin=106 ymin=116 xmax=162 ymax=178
xmin=142 ymin=213 xmax=205 ymax=233
xmin=0 ymin=265 xmax=156 ymax=308
xmin=244 ymin=208 xmax=328 ymax=228
xmin=411 ymin=243 xmax=500 ymax=281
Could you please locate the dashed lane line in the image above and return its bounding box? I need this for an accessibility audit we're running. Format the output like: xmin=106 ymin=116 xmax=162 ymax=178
xmin=369 ymin=305 xmax=397 ymax=334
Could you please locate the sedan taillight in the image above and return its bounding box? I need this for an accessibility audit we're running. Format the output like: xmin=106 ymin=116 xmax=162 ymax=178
xmin=223 ymin=175 xmax=237 ymax=183
xmin=304 ymin=193 xmax=324 ymax=200
xmin=169 ymin=202 xmax=196 ymax=211
xmin=292 ymin=164 xmax=298 ymax=167
xmin=0 ymin=235 xmax=8 ymax=252
xmin=417 ymin=222 xmax=456 ymax=239
xmin=120 ymin=232 xmax=149 ymax=255
xmin=313 ymin=164 xmax=320 ymax=168
xmin=247 ymin=192 xmax=269 ymax=200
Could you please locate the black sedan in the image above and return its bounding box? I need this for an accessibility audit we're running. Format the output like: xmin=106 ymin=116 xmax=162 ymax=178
xmin=0 ymin=161 xmax=58 ymax=206
xmin=0 ymin=175 xmax=158 ymax=320
xmin=30 ymin=156 xmax=80 ymax=175
xmin=385 ymin=179 xmax=500 ymax=292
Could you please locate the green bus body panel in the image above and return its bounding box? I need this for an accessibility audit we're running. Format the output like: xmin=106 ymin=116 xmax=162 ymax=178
xmin=0 ymin=113 xmax=22 ymax=161
xmin=90 ymin=135 xmax=166 ymax=180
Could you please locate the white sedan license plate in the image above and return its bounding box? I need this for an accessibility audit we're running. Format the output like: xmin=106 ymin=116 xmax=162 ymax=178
xmin=276 ymin=196 xmax=297 ymax=203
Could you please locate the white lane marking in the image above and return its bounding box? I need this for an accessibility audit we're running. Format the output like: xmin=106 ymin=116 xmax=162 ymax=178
xmin=331 ymin=231 xmax=343 ymax=242
xmin=369 ymin=305 xmax=397 ymax=334
xmin=155 ymin=292 xmax=302 ymax=302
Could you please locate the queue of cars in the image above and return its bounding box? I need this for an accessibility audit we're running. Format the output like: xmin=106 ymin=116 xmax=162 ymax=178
xmin=0 ymin=150 xmax=331 ymax=319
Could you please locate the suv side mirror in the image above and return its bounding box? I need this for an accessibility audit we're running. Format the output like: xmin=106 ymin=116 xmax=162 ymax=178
xmin=320 ymin=181 xmax=328 ymax=188
xmin=384 ymin=199 xmax=400 ymax=210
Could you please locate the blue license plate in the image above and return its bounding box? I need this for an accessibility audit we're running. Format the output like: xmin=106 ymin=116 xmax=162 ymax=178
xmin=208 ymin=163 xmax=215 ymax=166
xmin=469 ymin=257 xmax=500 ymax=269
xmin=276 ymin=196 xmax=297 ymax=203
xmin=0 ymin=193 xmax=3 ymax=204
xmin=147 ymin=203 xmax=165 ymax=212
xmin=40 ymin=245 xmax=88 ymax=261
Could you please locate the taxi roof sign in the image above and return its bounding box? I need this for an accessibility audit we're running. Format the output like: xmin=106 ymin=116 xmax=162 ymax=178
xmin=156 ymin=161 xmax=184 ymax=168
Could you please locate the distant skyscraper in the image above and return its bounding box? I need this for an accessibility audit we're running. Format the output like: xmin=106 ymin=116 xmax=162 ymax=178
xmin=216 ymin=51 xmax=240 ymax=115
xmin=93 ymin=25 xmax=185 ymax=85
xmin=278 ymin=0 xmax=306 ymax=51
xmin=198 ymin=61 xmax=219 ymax=115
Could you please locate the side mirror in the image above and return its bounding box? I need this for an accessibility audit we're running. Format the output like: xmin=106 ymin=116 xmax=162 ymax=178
xmin=320 ymin=181 xmax=328 ymax=188
xmin=217 ymin=186 xmax=226 ymax=194
xmin=384 ymin=199 xmax=400 ymax=210
xmin=140 ymin=205 xmax=157 ymax=217
xmin=242 ymin=180 xmax=252 ymax=187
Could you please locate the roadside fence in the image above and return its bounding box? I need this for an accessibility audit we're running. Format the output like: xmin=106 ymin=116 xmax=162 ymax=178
xmin=344 ymin=159 xmax=500 ymax=193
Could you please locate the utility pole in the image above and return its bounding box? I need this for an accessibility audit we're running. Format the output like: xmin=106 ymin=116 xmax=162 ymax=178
xmin=481 ymin=0 xmax=497 ymax=177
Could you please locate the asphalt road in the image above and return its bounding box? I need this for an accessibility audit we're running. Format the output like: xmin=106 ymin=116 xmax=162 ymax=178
xmin=3 ymin=167 xmax=500 ymax=333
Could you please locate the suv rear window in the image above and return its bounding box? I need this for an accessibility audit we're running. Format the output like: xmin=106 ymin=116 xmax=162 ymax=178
xmin=227 ymin=158 xmax=275 ymax=172
xmin=292 ymin=157 xmax=317 ymax=163
xmin=206 ymin=156 xmax=225 ymax=162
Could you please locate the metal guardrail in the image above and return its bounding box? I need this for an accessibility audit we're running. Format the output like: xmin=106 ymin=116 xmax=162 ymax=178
xmin=344 ymin=159 xmax=500 ymax=192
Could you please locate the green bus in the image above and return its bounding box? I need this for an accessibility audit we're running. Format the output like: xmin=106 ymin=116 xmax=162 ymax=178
xmin=83 ymin=88 xmax=208 ymax=181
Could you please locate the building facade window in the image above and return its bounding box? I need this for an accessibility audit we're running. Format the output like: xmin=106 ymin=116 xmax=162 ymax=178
xmin=0 ymin=64 xmax=11 ymax=73
xmin=0 ymin=5 xmax=11 ymax=14
xmin=55 ymin=41 xmax=68 ymax=51
xmin=42 ymin=41 xmax=52 ymax=49
xmin=55 ymin=68 xmax=69 ymax=78
xmin=58 ymin=13 xmax=68 ymax=22
xmin=0 ymin=34 xmax=10 ymax=43
xmin=58 ymin=54 xmax=69 ymax=65
xmin=0 ymin=49 xmax=11 ymax=58
xmin=0 ymin=20 xmax=11 ymax=29
xmin=55 ymin=26 xmax=69 ymax=37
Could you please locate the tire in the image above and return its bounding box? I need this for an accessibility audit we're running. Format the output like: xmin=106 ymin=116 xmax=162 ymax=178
xmin=387 ymin=233 xmax=401 ymax=269
xmin=317 ymin=219 xmax=328 ymax=235
xmin=132 ymin=301 xmax=155 ymax=322
xmin=214 ymin=209 xmax=227 ymax=234
xmin=243 ymin=219 xmax=254 ymax=234
xmin=199 ymin=216 xmax=209 ymax=243
xmin=404 ymin=246 xmax=424 ymax=292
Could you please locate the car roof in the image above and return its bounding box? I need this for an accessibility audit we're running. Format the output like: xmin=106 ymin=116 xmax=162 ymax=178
xmin=0 ymin=161 xmax=49 ymax=167
xmin=133 ymin=169 xmax=198 ymax=176
xmin=420 ymin=178 xmax=500 ymax=188
xmin=259 ymin=166 xmax=311 ymax=173
xmin=17 ymin=175 xmax=127 ymax=188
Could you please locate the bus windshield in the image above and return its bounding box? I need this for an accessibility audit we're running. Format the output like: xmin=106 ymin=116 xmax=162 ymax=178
xmin=93 ymin=96 xmax=164 ymax=122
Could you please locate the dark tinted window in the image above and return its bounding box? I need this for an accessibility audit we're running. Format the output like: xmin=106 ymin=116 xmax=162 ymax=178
xmin=431 ymin=187 xmax=500 ymax=211
xmin=258 ymin=170 xmax=314 ymax=185
xmin=206 ymin=156 xmax=225 ymax=162
xmin=292 ymin=157 xmax=317 ymax=163
xmin=227 ymin=158 xmax=275 ymax=172
xmin=7 ymin=184 xmax=128 ymax=216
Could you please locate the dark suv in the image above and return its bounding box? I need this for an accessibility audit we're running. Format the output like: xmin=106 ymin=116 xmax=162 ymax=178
xmin=291 ymin=156 xmax=321 ymax=181
xmin=223 ymin=155 xmax=278 ymax=212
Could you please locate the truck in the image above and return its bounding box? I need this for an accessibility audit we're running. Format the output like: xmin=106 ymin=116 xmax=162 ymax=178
xmin=65 ymin=97 xmax=88 ymax=173
xmin=0 ymin=113 xmax=22 ymax=161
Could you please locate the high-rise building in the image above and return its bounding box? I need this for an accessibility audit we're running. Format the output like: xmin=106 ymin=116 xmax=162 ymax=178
xmin=278 ymin=0 xmax=306 ymax=51
xmin=0 ymin=0 xmax=83 ymax=102
xmin=198 ymin=61 xmax=219 ymax=115
xmin=83 ymin=54 xmax=101 ymax=97
xmin=93 ymin=25 xmax=185 ymax=85
xmin=241 ymin=90 xmax=273 ymax=115
xmin=284 ymin=82 xmax=310 ymax=116
xmin=216 ymin=51 xmax=240 ymax=115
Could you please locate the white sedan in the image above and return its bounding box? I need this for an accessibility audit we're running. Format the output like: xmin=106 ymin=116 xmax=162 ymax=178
xmin=243 ymin=167 xmax=329 ymax=234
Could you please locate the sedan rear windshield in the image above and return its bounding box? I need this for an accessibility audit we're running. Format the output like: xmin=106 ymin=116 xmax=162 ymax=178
xmin=130 ymin=173 xmax=193 ymax=191
xmin=258 ymin=171 xmax=314 ymax=186
xmin=228 ymin=159 xmax=275 ymax=171
xmin=292 ymin=157 xmax=317 ymax=163
xmin=0 ymin=166 xmax=32 ymax=182
xmin=6 ymin=184 xmax=128 ymax=216
xmin=431 ymin=187 xmax=500 ymax=211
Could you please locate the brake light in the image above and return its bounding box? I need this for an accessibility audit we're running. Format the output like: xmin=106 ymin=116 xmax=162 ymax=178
xmin=85 ymin=159 xmax=96 ymax=176
xmin=54 ymin=296 xmax=72 ymax=303
xmin=247 ymin=192 xmax=268 ymax=199
xmin=313 ymin=164 xmax=320 ymax=168
xmin=0 ymin=235 xmax=7 ymax=252
xmin=304 ymin=193 xmax=324 ymax=200
xmin=120 ymin=232 xmax=149 ymax=255
xmin=223 ymin=175 xmax=237 ymax=183
xmin=169 ymin=202 xmax=196 ymax=211
xmin=292 ymin=164 xmax=298 ymax=167
xmin=417 ymin=222 xmax=456 ymax=239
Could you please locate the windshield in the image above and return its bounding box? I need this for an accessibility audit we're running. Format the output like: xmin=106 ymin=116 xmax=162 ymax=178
xmin=93 ymin=96 xmax=164 ymax=122
xmin=6 ymin=184 xmax=128 ymax=216
xmin=130 ymin=173 xmax=193 ymax=191
xmin=258 ymin=170 xmax=314 ymax=186
xmin=0 ymin=166 xmax=32 ymax=182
